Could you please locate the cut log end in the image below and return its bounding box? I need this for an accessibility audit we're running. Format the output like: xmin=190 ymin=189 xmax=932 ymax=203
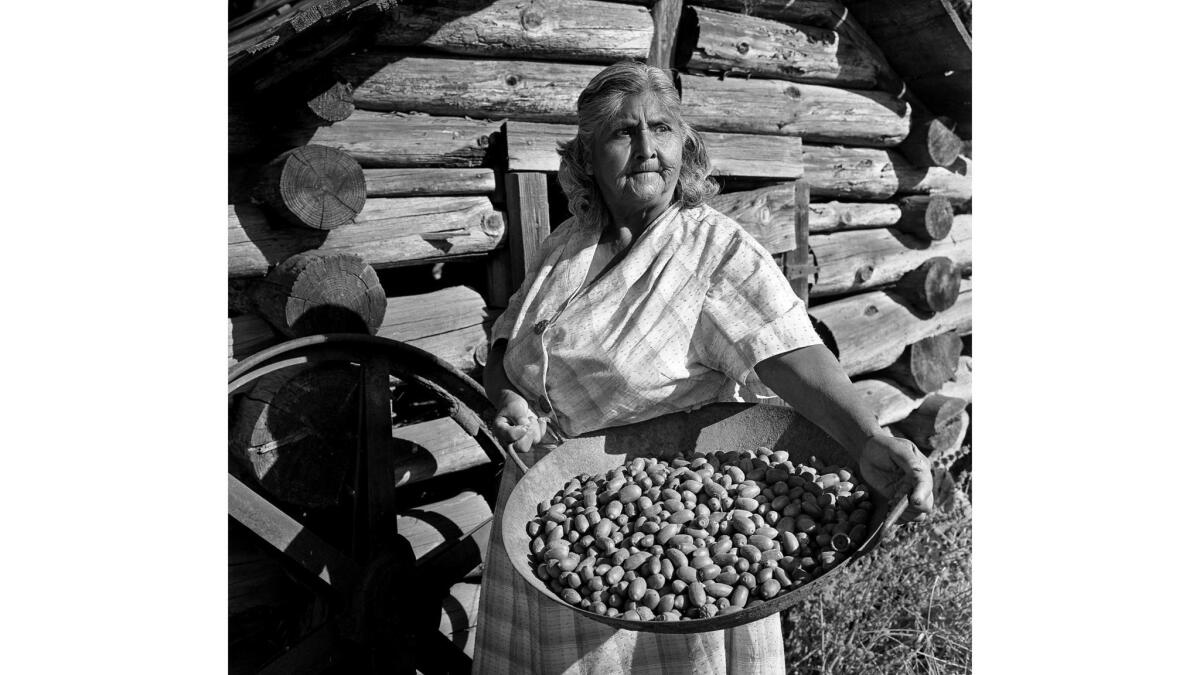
xmin=884 ymin=332 xmax=965 ymax=395
xmin=893 ymin=393 xmax=969 ymax=455
xmin=252 ymin=251 xmax=387 ymax=338
xmin=230 ymin=363 xmax=362 ymax=508
xmin=897 ymin=195 xmax=954 ymax=241
xmin=255 ymin=145 xmax=366 ymax=230
xmin=894 ymin=256 xmax=962 ymax=314
xmin=924 ymin=117 xmax=965 ymax=167
xmin=306 ymin=81 xmax=355 ymax=123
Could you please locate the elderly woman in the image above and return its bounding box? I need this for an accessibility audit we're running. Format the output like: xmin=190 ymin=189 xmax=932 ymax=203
xmin=473 ymin=61 xmax=933 ymax=674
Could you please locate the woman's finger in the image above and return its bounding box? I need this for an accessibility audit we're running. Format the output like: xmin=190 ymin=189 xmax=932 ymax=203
xmin=493 ymin=416 xmax=529 ymax=444
xmin=901 ymin=452 xmax=935 ymax=521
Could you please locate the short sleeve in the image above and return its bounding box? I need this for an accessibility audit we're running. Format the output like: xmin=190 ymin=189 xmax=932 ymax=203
xmin=698 ymin=229 xmax=823 ymax=384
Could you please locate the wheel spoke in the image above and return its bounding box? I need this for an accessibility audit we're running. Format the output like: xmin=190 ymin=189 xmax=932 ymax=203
xmin=357 ymin=355 xmax=397 ymax=561
xmin=228 ymin=474 xmax=360 ymax=588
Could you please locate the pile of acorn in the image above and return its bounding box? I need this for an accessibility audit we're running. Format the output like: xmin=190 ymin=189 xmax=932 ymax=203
xmin=525 ymin=445 xmax=874 ymax=622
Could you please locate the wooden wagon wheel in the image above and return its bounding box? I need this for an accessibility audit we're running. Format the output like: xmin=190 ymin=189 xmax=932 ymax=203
xmin=228 ymin=334 xmax=508 ymax=674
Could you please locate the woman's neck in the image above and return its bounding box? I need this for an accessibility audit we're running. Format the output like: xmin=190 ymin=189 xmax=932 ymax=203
xmin=603 ymin=201 xmax=671 ymax=247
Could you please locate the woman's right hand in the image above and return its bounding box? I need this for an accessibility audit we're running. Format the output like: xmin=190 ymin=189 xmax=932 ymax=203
xmin=492 ymin=391 xmax=547 ymax=453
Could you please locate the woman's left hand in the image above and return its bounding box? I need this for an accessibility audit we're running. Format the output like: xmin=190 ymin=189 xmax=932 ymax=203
xmin=857 ymin=434 xmax=934 ymax=523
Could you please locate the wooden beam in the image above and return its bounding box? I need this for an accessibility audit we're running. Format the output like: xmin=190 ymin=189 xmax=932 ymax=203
xmin=337 ymin=55 xmax=603 ymax=122
xmin=504 ymin=172 xmax=552 ymax=290
xmin=854 ymin=355 xmax=971 ymax=426
xmin=649 ymin=0 xmax=684 ymax=69
xmin=229 ymin=110 xmax=499 ymax=166
xmin=680 ymin=6 xmax=879 ymax=88
xmin=804 ymin=145 xmax=971 ymax=202
xmin=364 ymin=168 xmax=497 ymax=198
xmin=394 ymin=418 xmax=493 ymax=488
xmin=680 ymin=73 xmax=910 ymax=147
xmin=805 ymin=214 xmax=970 ymax=297
xmin=230 ymin=286 xmax=492 ymax=373
xmin=790 ymin=181 xmax=812 ymax=305
xmin=377 ymin=0 xmax=653 ymax=63
xmin=810 ymin=279 xmax=971 ymax=377
xmin=505 ymin=121 xmax=804 ymax=179
xmin=396 ymin=491 xmax=493 ymax=565
xmin=228 ymin=196 xmax=507 ymax=279
xmin=357 ymin=356 xmax=397 ymax=561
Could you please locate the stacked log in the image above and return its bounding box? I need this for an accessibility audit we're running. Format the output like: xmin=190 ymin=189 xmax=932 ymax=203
xmin=855 ymin=355 xmax=971 ymax=427
xmin=376 ymin=0 xmax=654 ymax=63
xmin=229 ymin=196 xmax=507 ymax=278
xmin=247 ymin=251 xmax=387 ymax=338
xmin=810 ymin=279 xmax=971 ymax=377
xmin=679 ymin=6 xmax=880 ymax=88
xmin=229 ymin=286 xmax=493 ymax=374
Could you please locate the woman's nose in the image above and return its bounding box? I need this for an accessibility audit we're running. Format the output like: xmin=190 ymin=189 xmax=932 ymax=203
xmin=632 ymin=128 xmax=657 ymax=160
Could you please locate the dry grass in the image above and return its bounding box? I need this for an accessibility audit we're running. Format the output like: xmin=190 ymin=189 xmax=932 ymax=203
xmin=782 ymin=473 xmax=972 ymax=675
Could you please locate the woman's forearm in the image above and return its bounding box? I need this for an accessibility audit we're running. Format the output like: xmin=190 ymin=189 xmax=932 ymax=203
xmin=754 ymin=344 xmax=884 ymax=461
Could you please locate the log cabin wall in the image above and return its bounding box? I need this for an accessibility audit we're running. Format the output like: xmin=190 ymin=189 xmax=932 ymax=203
xmin=227 ymin=1 xmax=970 ymax=670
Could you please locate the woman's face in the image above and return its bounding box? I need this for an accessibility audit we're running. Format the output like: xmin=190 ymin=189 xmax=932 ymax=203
xmin=590 ymin=91 xmax=685 ymax=223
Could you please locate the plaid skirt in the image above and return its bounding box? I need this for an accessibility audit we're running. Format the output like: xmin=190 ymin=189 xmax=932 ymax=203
xmin=471 ymin=448 xmax=786 ymax=675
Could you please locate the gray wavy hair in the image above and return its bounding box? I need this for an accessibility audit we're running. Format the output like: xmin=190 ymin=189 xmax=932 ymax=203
xmin=557 ymin=61 xmax=719 ymax=228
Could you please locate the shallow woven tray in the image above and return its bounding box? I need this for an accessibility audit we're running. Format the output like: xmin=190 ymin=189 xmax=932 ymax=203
xmin=500 ymin=403 xmax=901 ymax=634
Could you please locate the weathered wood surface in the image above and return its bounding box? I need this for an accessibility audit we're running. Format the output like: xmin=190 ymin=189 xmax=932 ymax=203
xmin=376 ymin=286 xmax=492 ymax=374
xmin=396 ymin=490 xmax=492 ymax=564
xmin=230 ymin=364 xmax=361 ymax=507
xmin=695 ymin=1 xmax=906 ymax=90
xmin=892 ymin=256 xmax=961 ymax=313
xmin=896 ymin=195 xmax=954 ymax=241
xmin=505 ymin=121 xmax=804 ymax=179
xmin=807 ymin=215 xmax=970 ymax=297
xmin=305 ymin=111 xmax=502 ymax=168
xmin=364 ymin=168 xmax=497 ymax=197
xmin=505 ymin=172 xmax=553 ymax=289
xmin=438 ymin=581 xmax=481 ymax=659
xmin=709 ymin=186 xmax=800 ymax=255
xmin=649 ymin=0 xmax=684 ymax=68
xmin=249 ymin=251 xmax=387 ymax=338
xmin=897 ymin=115 xmax=965 ymax=168
xmin=229 ymin=196 xmax=506 ymax=278
xmin=681 ymin=6 xmax=878 ymax=88
xmin=881 ymin=331 xmax=964 ymax=395
xmin=229 ymin=286 xmax=491 ymax=373
xmin=337 ymin=55 xmax=603 ymax=122
xmin=305 ymin=79 xmax=355 ymax=123
xmin=680 ymin=73 xmax=910 ymax=147
xmin=229 ymin=0 xmax=398 ymax=70
xmin=696 ymin=0 xmax=850 ymax=29
xmin=712 ymin=186 xmax=957 ymax=240
xmin=804 ymin=145 xmax=971 ymax=202
xmin=854 ymin=355 xmax=971 ymax=426
xmin=810 ymin=279 xmax=971 ymax=377
xmin=394 ymin=417 xmax=492 ymax=488
xmin=787 ymin=181 xmax=813 ymax=305
xmin=377 ymin=0 xmax=652 ymax=63
xmin=893 ymin=393 xmax=968 ymax=456
xmin=252 ymin=145 xmax=366 ymax=230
